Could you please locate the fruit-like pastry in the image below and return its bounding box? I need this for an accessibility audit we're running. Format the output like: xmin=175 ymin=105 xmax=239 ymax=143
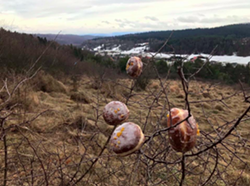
xmin=166 ymin=108 xmax=198 ymax=153
xmin=103 ymin=101 xmax=129 ymax=125
xmin=126 ymin=56 xmax=143 ymax=78
xmin=109 ymin=122 xmax=145 ymax=156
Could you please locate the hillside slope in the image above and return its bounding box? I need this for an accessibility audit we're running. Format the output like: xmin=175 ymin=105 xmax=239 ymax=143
xmin=0 ymin=28 xmax=104 ymax=76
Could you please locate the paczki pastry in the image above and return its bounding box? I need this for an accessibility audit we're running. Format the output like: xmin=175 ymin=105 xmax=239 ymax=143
xmin=166 ymin=108 xmax=199 ymax=153
xmin=126 ymin=56 xmax=143 ymax=78
xmin=109 ymin=122 xmax=145 ymax=156
xmin=103 ymin=101 xmax=129 ymax=125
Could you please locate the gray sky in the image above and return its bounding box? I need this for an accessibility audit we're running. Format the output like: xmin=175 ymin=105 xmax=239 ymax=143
xmin=0 ymin=0 xmax=249 ymax=34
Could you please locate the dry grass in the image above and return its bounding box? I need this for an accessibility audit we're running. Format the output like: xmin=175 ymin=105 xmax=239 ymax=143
xmin=0 ymin=74 xmax=250 ymax=185
xmin=31 ymin=71 xmax=68 ymax=93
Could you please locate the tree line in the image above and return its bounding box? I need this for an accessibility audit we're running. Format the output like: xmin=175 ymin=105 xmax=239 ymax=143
xmin=83 ymin=23 xmax=250 ymax=56
xmin=154 ymin=59 xmax=250 ymax=85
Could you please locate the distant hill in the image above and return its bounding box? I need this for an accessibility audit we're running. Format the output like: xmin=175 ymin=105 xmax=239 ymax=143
xmin=82 ymin=23 xmax=250 ymax=56
xmin=34 ymin=34 xmax=98 ymax=46
xmin=89 ymin=32 xmax=137 ymax=37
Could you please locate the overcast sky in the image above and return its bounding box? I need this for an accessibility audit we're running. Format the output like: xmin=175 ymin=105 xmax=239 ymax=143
xmin=0 ymin=0 xmax=249 ymax=35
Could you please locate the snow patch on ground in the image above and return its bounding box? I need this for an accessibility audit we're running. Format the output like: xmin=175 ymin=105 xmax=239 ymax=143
xmin=92 ymin=44 xmax=250 ymax=65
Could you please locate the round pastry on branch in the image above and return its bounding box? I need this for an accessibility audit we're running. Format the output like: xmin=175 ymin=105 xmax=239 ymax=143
xmin=126 ymin=56 xmax=143 ymax=78
xmin=166 ymin=108 xmax=198 ymax=153
xmin=103 ymin=101 xmax=129 ymax=125
xmin=109 ymin=122 xmax=145 ymax=156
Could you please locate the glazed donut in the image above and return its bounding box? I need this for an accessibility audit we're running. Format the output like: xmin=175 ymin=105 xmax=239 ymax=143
xmin=109 ymin=122 xmax=145 ymax=156
xmin=126 ymin=56 xmax=143 ymax=78
xmin=103 ymin=101 xmax=129 ymax=125
xmin=166 ymin=108 xmax=199 ymax=153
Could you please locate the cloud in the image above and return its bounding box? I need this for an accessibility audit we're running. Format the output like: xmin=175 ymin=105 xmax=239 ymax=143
xmin=102 ymin=21 xmax=110 ymax=24
xmin=114 ymin=19 xmax=137 ymax=28
xmin=201 ymin=15 xmax=250 ymax=23
xmin=100 ymin=18 xmax=172 ymax=31
xmin=177 ymin=16 xmax=199 ymax=23
xmin=0 ymin=0 xmax=161 ymax=18
xmin=177 ymin=15 xmax=250 ymax=24
xmin=115 ymin=19 xmax=122 ymax=23
xmin=89 ymin=0 xmax=165 ymax=5
xmin=0 ymin=0 xmax=249 ymax=34
xmin=36 ymin=6 xmax=92 ymax=18
xmin=145 ymin=16 xmax=159 ymax=21
xmin=0 ymin=1 xmax=92 ymax=18
xmin=177 ymin=1 xmax=250 ymax=15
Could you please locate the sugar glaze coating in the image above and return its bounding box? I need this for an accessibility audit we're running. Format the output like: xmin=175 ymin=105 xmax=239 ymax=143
xmin=167 ymin=108 xmax=198 ymax=153
xmin=110 ymin=122 xmax=145 ymax=156
xmin=103 ymin=101 xmax=129 ymax=125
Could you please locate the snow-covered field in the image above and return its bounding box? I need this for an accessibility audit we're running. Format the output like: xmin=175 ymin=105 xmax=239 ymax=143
xmin=92 ymin=44 xmax=250 ymax=65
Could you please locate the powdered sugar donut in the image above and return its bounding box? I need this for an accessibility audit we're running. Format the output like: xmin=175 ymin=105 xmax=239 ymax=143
xmin=126 ymin=56 xmax=143 ymax=78
xmin=103 ymin=101 xmax=129 ymax=125
xmin=109 ymin=122 xmax=145 ymax=156
xmin=166 ymin=108 xmax=199 ymax=153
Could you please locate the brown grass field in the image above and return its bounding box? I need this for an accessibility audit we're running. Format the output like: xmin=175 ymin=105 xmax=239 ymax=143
xmin=0 ymin=72 xmax=250 ymax=186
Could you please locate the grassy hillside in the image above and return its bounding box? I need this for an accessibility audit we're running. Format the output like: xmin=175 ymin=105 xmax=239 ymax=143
xmin=0 ymin=73 xmax=250 ymax=185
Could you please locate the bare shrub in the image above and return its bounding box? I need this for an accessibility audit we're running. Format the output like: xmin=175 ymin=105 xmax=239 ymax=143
xmin=1 ymin=35 xmax=250 ymax=186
